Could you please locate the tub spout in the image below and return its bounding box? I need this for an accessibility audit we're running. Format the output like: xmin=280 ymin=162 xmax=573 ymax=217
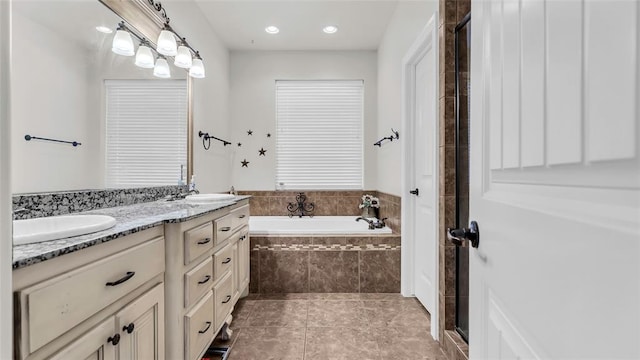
xmin=356 ymin=217 xmax=376 ymax=230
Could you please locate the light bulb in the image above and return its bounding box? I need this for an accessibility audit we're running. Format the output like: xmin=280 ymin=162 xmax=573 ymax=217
xmin=323 ymin=25 xmax=338 ymax=34
xmin=189 ymin=58 xmax=205 ymax=79
xmin=134 ymin=44 xmax=154 ymax=68
xmin=153 ymin=57 xmax=171 ymax=78
xmin=112 ymin=29 xmax=134 ymax=56
xmin=174 ymin=45 xmax=193 ymax=69
xmin=157 ymin=29 xmax=177 ymax=56
xmin=265 ymin=26 xmax=280 ymax=34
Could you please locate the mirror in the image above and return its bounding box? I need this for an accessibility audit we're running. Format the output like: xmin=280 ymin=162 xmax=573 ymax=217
xmin=11 ymin=0 xmax=188 ymax=194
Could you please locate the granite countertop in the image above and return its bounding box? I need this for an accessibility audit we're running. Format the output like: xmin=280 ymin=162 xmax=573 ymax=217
xmin=12 ymin=195 xmax=251 ymax=269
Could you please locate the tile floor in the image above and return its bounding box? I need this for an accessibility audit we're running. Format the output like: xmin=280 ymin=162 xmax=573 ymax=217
xmin=209 ymin=293 xmax=448 ymax=360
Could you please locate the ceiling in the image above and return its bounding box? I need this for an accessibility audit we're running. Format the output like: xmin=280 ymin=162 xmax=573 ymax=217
xmin=194 ymin=0 xmax=400 ymax=51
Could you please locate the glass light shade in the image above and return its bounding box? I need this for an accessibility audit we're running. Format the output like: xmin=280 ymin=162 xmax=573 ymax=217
xmin=157 ymin=29 xmax=177 ymax=56
xmin=174 ymin=45 xmax=193 ymax=69
xmin=112 ymin=30 xmax=134 ymax=56
xmin=153 ymin=58 xmax=171 ymax=78
xmin=134 ymin=45 xmax=155 ymax=68
xmin=189 ymin=58 xmax=205 ymax=79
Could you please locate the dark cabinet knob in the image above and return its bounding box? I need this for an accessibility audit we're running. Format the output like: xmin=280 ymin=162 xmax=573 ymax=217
xmin=123 ymin=323 xmax=135 ymax=334
xmin=108 ymin=333 xmax=120 ymax=346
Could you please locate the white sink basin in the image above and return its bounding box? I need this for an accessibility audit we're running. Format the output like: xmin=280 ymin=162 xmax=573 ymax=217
xmin=13 ymin=214 xmax=117 ymax=245
xmin=185 ymin=193 xmax=235 ymax=204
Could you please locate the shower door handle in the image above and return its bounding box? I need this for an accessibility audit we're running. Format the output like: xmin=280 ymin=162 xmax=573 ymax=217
xmin=409 ymin=188 xmax=419 ymax=196
xmin=447 ymin=221 xmax=480 ymax=248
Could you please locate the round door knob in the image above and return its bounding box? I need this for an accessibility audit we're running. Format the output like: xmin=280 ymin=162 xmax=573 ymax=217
xmin=123 ymin=323 xmax=135 ymax=334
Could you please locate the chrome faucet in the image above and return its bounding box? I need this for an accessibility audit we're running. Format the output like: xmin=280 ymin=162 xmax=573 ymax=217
xmin=356 ymin=217 xmax=376 ymax=230
xmin=356 ymin=217 xmax=388 ymax=230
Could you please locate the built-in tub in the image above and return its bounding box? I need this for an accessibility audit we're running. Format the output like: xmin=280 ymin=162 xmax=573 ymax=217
xmin=249 ymin=216 xmax=393 ymax=235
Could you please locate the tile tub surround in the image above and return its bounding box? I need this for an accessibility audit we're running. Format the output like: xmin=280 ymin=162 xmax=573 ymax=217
xmin=238 ymin=190 xmax=402 ymax=233
xmin=250 ymin=235 xmax=401 ymax=294
xmin=211 ymin=293 xmax=447 ymax=360
xmin=12 ymin=185 xmax=188 ymax=220
xmin=12 ymin=196 xmax=251 ymax=269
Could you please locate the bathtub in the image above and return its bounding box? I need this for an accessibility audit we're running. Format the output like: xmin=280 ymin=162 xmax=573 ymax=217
xmin=249 ymin=216 xmax=393 ymax=235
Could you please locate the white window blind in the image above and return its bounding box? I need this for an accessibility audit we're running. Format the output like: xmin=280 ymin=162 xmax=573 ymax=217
xmin=105 ymin=79 xmax=187 ymax=188
xmin=276 ymin=80 xmax=364 ymax=190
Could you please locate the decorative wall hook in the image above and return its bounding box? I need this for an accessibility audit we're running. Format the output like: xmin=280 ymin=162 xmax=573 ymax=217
xmin=374 ymin=128 xmax=400 ymax=147
xmin=287 ymin=192 xmax=315 ymax=218
xmin=25 ymin=134 xmax=81 ymax=147
xmin=198 ymin=131 xmax=231 ymax=150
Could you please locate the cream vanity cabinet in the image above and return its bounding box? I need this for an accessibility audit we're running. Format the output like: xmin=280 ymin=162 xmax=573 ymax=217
xmin=12 ymin=227 xmax=166 ymax=360
xmin=164 ymin=200 xmax=250 ymax=360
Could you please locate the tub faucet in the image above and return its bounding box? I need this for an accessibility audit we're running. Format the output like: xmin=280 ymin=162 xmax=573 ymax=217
xmin=356 ymin=217 xmax=376 ymax=230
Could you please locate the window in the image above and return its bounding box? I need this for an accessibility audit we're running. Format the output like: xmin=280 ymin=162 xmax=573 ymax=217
xmin=105 ymin=79 xmax=187 ymax=188
xmin=275 ymin=80 xmax=364 ymax=190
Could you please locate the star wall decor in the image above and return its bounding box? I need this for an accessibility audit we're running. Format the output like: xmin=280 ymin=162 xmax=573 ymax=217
xmin=241 ymin=159 xmax=250 ymax=167
xmin=259 ymin=148 xmax=267 ymax=156
xmin=237 ymin=142 xmax=242 ymax=147
xmin=247 ymin=130 xmax=253 ymax=136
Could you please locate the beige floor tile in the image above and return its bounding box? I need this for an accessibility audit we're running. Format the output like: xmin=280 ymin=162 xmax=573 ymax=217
xmin=307 ymin=300 xmax=369 ymax=328
xmin=247 ymin=300 xmax=308 ymax=327
xmin=363 ymin=300 xmax=431 ymax=328
xmin=375 ymin=327 xmax=448 ymax=360
xmin=228 ymin=327 xmax=306 ymax=360
xmin=304 ymin=327 xmax=381 ymax=360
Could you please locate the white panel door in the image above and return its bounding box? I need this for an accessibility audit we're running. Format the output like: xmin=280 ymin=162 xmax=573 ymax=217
xmin=412 ymin=23 xmax=438 ymax=318
xmin=469 ymin=0 xmax=640 ymax=358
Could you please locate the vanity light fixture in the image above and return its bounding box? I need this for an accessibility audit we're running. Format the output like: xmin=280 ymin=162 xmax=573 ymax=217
xmin=174 ymin=39 xmax=193 ymax=69
xmin=189 ymin=52 xmax=205 ymax=79
xmin=111 ymin=23 xmax=134 ymax=56
xmin=323 ymin=25 xmax=338 ymax=34
xmin=157 ymin=24 xmax=178 ymax=56
xmin=265 ymin=26 xmax=280 ymax=34
xmin=153 ymin=56 xmax=171 ymax=78
xmin=95 ymin=25 xmax=113 ymax=34
xmin=134 ymin=39 xmax=155 ymax=68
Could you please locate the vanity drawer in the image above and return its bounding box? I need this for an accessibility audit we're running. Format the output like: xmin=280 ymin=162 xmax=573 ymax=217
xmin=184 ymin=222 xmax=214 ymax=265
xmin=184 ymin=257 xmax=213 ymax=308
xmin=231 ymin=205 xmax=250 ymax=231
xmin=214 ymin=272 xmax=234 ymax=330
xmin=184 ymin=290 xmax=215 ymax=360
xmin=213 ymin=214 xmax=234 ymax=245
xmin=213 ymin=242 xmax=234 ymax=282
xmin=22 ymin=237 xmax=164 ymax=354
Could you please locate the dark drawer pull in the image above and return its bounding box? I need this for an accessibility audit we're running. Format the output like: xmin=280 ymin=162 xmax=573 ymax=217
xmin=108 ymin=333 xmax=120 ymax=346
xmin=222 ymin=295 xmax=232 ymax=304
xmin=123 ymin=323 xmax=135 ymax=334
xmin=106 ymin=271 xmax=135 ymax=287
xmin=198 ymin=321 xmax=212 ymax=334
xmin=222 ymin=257 xmax=231 ymax=264
xmin=238 ymin=214 xmax=246 ymax=219
xmin=198 ymin=275 xmax=211 ymax=285
xmin=220 ymin=226 xmax=231 ymax=232
xmin=197 ymin=237 xmax=211 ymax=245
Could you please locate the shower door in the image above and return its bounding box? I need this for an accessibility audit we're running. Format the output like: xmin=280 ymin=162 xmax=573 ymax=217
xmin=454 ymin=13 xmax=471 ymax=343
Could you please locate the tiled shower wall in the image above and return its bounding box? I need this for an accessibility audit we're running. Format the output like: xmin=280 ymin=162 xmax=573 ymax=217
xmin=238 ymin=190 xmax=402 ymax=233
xmin=439 ymin=0 xmax=470 ymax=358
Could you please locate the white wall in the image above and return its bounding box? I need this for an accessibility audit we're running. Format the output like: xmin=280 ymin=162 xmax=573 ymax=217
xmin=166 ymin=2 xmax=231 ymax=194
xmin=11 ymin=10 xmax=102 ymax=193
xmin=377 ymin=1 xmax=437 ymax=196
xmin=229 ymin=50 xmax=378 ymax=190
xmin=0 ymin=0 xmax=12 ymax=357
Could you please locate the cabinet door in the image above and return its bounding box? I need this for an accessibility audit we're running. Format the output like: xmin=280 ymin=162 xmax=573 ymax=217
xmin=49 ymin=317 xmax=117 ymax=360
xmin=232 ymin=241 xmax=239 ymax=302
xmin=116 ymin=284 xmax=165 ymax=360
xmin=238 ymin=231 xmax=250 ymax=292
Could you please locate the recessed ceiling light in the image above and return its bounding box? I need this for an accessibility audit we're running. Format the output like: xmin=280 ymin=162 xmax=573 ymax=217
xmin=95 ymin=26 xmax=113 ymax=34
xmin=323 ymin=25 xmax=338 ymax=34
xmin=265 ymin=26 xmax=280 ymax=34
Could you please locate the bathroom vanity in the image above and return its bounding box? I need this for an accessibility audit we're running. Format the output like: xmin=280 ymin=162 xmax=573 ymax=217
xmin=11 ymin=197 xmax=250 ymax=360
